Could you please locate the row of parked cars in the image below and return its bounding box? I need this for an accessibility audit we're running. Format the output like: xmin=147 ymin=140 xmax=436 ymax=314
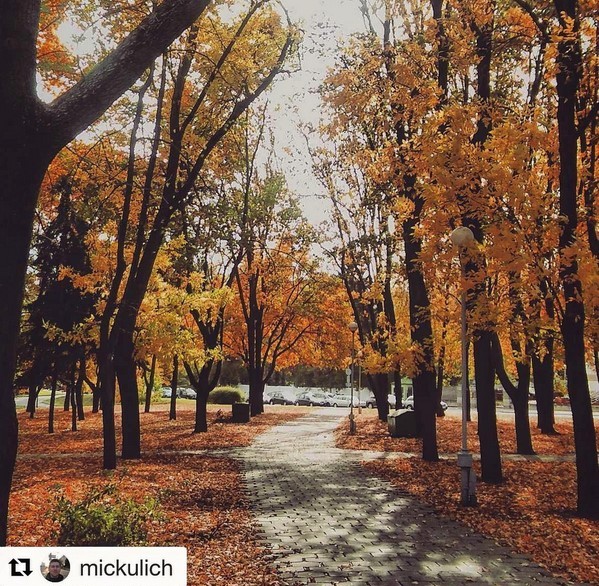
xmin=161 ymin=387 xmax=197 ymax=399
xmin=263 ymin=389 xmax=448 ymax=410
xmin=163 ymin=387 xmax=360 ymax=405
xmin=264 ymin=390 xmax=360 ymax=407
xmin=264 ymin=390 xmax=448 ymax=411
xmin=164 ymin=387 xmax=368 ymax=406
xmin=162 ymin=386 xmax=448 ymax=411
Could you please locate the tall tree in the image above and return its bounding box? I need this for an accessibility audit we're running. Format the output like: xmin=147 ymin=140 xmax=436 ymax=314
xmin=0 ymin=0 xmax=220 ymax=546
xmin=226 ymin=177 xmax=322 ymax=415
xmin=103 ymin=5 xmax=293 ymax=461
xmin=314 ymin=0 xmax=452 ymax=453
xmin=552 ymin=0 xmax=599 ymax=518
xmin=384 ymin=4 xmax=440 ymax=461
xmin=513 ymin=0 xmax=599 ymax=520
xmin=460 ymin=0 xmax=503 ymax=484
xmin=19 ymin=177 xmax=96 ymax=423
xmin=175 ymin=107 xmax=267 ymax=432
xmin=315 ymin=164 xmax=396 ymax=423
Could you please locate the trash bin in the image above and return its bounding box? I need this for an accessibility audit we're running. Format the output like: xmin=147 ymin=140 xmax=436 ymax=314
xmin=387 ymin=409 xmax=419 ymax=438
xmin=232 ymin=402 xmax=251 ymax=423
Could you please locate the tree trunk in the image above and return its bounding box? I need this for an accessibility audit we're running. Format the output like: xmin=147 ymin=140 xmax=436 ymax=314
xmin=92 ymin=377 xmax=101 ymax=413
xmin=99 ymin=354 xmax=117 ymax=470
xmin=70 ymin=364 xmax=78 ymax=432
xmin=144 ymin=354 xmax=157 ymax=413
xmin=170 ymin=355 xmax=179 ymax=421
xmin=185 ymin=356 xmax=221 ymax=433
xmin=512 ymin=392 xmax=534 ymax=454
xmin=393 ymin=370 xmax=403 ymax=410
xmin=48 ymin=369 xmax=58 ymax=435
xmin=63 ymin=384 xmax=70 ymax=411
xmin=382 ymin=4 xmax=437 ymax=457
xmin=194 ymin=393 xmax=209 ymax=433
xmin=465 ymin=0 xmax=502 ymax=484
xmin=114 ymin=333 xmax=141 ymax=459
xmin=474 ymin=331 xmax=502 ymax=482
xmin=512 ymin=364 xmax=535 ymax=455
xmin=26 ymin=383 xmax=37 ymax=418
xmin=413 ymin=370 xmax=439 ymax=459
xmin=249 ymin=369 xmax=264 ymax=416
xmin=114 ymin=336 xmax=141 ymax=460
xmin=245 ymin=267 xmax=265 ymax=417
xmin=531 ymin=277 xmax=556 ymax=433
xmin=368 ymin=372 xmax=389 ymax=422
xmin=107 ymin=222 xmax=168 ymax=455
xmin=532 ymin=350 xmax=556 ymax=434
xmin=75 ymin=357 xmax=85 ymax=421
xmin=554 ymin=0 xmax=599 ymax=518
xmin=432 ymin=0 xmax=449 ymax=423
xmin=0 ymin=388 xmax=16 ymax=545
xmin=0 ymin=0 xmax=49 ymax=539
xmin=0 ymin=151 xmax=50 ymax=552
xmin=502 ymin=279 xmax=536 ymax=455
xmin=493 ymin=333 xmax=535 ymax=456
xmin=402 ymin=190 xmax=438 ymax=461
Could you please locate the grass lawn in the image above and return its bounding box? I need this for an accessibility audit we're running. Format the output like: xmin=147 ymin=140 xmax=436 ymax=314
xmin=336 ymin=410 xmax=599 ymax=585
xmin=11 ymin=404 xmax=308 ymax=585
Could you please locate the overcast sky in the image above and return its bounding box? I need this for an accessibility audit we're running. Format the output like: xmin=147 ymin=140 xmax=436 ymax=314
xmin=268 ymin=0 xmax=366 ymax=224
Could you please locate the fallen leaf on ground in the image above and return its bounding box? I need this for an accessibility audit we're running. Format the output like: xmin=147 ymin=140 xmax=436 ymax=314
xmin=11 ymin=405 xmax=308 ymax=585
xmin=335 ymin=411 xmax=599 ymax=585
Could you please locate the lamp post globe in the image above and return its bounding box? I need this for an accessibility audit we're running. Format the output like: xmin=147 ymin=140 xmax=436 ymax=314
xmin=450 ymin=226 xmax=475 ymax=248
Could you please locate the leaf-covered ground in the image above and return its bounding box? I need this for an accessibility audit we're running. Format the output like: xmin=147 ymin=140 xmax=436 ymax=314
xmin=13 ymin=405 xmax=599 ymax=584
xmin=11 ymin=405 xmax=308 ymax=585
xmin=18 ymin=403 xmax=308 ymax=454
xmin=336 ymin=411 xmax=599 ymax=585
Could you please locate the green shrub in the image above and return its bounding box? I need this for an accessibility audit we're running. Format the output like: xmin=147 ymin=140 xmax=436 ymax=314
xmin=208 ymin=386 xmax=243 ymax=404
xmin=553 ymin=377 xmax=567 ymax=397
xmin=49 ymin=484 xmax=160 ymax=546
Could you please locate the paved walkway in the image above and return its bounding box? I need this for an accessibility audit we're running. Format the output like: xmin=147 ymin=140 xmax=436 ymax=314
xmin=235 ymin=411 xmax=580 ymax=586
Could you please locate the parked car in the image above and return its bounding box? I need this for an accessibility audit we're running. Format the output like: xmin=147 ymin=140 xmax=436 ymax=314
xmin=403 ymin=395 xmax=448 ymax=411
xmin=161 ymin=387 xmax=172 ymax=398
xmin=327 ymin=394 xmax=360 ymax=407
xmin=264 ymin=390 xmax=295 ymax=405
xmin=177 ymin=387 xmax=197 ymax=400
xmin=365 ymin=394 xmax=397 ymax=408
xmin=295 ymin=391 xmax=330 ymax=406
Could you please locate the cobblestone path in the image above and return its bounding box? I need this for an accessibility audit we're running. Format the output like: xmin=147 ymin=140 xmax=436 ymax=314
xmin=235 ymin=411 xmax=581 ymax=586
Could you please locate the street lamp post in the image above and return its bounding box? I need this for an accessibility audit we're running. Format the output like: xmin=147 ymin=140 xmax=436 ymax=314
xmin=450 ymin=226 xmax=477 ymax=507
xmin=357 ymin=351 xmax=363 ymax=414
xmin=349 ymin=321 xmax=358 ymax=435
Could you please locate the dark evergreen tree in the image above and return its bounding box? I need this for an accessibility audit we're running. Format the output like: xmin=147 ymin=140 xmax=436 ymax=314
xmin=18 ymin=178 xmax=96 ymax=420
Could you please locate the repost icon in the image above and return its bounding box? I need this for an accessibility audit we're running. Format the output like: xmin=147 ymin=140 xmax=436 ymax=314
xmin=9 ymin=558 xmax=33 ymax=577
